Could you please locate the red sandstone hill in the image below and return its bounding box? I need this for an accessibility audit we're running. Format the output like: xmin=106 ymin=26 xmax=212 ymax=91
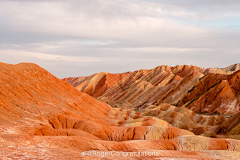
xmin=64 ymin=64 xmax=240 ymax=115
xmin=1 ymin=62 xmax=240 ymax=159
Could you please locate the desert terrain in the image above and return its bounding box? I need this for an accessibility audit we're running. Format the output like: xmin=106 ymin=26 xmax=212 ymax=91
xmin=0 ymin=62 xmax=240 ymax=159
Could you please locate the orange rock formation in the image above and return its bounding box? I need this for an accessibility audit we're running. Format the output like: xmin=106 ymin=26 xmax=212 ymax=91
xmin=1 ymin=62 xmax=240 ymax=159
xmin=64 ymin=64 xmax=240 ymax=115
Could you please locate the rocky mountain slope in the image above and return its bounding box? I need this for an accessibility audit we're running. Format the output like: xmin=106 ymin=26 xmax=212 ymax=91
xmin=1 ymin=62 xmax=240 ymax=159
xmin=64 ymin=64 xmax=240 ymax=115
xmin=222 ymin=63 xmax=240 ymax=72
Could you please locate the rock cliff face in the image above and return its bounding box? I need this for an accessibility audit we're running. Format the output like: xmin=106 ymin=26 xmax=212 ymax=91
xmin=1 ymin=62 xmax=240 ymax=159
xmin=64 ymin=64 xmax=240 ymax=114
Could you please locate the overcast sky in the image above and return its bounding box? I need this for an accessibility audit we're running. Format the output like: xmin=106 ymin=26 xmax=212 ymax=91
xmin=0 ymin=0 xmax=240 ymax=78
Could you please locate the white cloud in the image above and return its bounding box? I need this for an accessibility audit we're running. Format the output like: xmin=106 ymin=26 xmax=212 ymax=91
xmin=0 ymin=49 xmax=104 ymax=63
xmin=0 ymin=0 xmax=207 ymax=39
xmin=0 ymin=0 xmax=240 ymax=78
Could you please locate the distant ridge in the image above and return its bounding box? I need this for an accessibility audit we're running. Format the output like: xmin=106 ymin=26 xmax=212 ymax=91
xmin=222 ymin=63 xmax=240 ymax=72
xmin=63 ymin=63 xmax=240 ymax=114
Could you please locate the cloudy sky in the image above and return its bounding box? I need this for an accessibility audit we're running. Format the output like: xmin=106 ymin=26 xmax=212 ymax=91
xmin=0 ymin=0 xmax=240 ymax=78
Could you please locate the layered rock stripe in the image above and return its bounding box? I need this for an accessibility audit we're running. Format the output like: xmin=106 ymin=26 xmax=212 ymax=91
xmin=64 ymin=64 xmax=240 ymax=115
